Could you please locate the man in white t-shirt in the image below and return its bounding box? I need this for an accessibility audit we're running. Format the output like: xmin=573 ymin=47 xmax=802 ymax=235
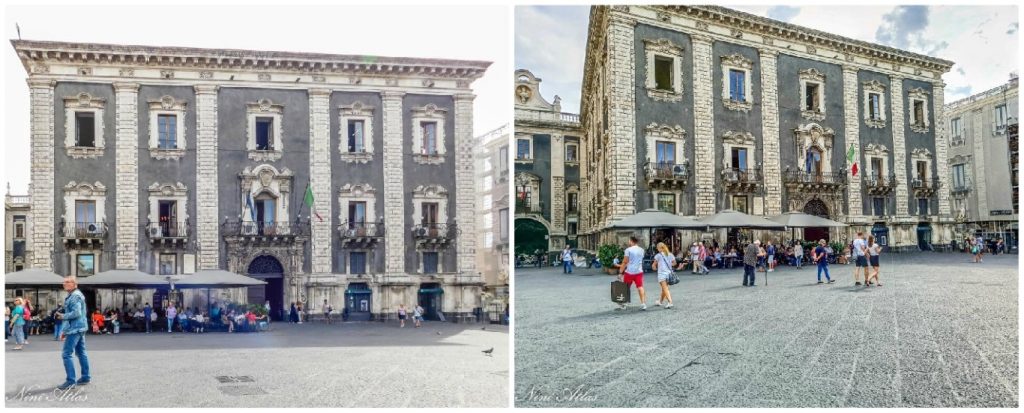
xmin=852 ymin=231 xmax=868 ymax=286
xmin=617 ymin=236 xmax=648 ymax=311
xmin=562 ymin=246 xmax=574 ymax=274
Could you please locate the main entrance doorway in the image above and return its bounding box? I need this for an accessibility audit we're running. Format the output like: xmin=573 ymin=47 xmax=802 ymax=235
xmin=418 ymin=283 xmax=444 ymax=321
xmin=247 ymin=255 xmax=285 ymax=321
xmin=803 ymin=199 xmax=831 ymax=242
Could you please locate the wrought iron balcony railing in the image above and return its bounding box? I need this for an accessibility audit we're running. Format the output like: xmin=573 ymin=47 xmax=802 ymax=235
xmin=61 ymin=221 xmax=108 ymax=241
xmin=644 ymin=162 xmax=689 ymax=189
xmin=950 ymin=178 xmax=973 ymax=194
xmin=864 ymin=173 xmax=898 ymax=195
xmin=721 ymin=167 xmax=762 ymax=193
xmin=911 ymin=177 xmax=941 ymax=197
xmin=339 ymin=222 xmax=385 ymax=238
xmin=412 ymin=222 xmax=457 ymax=244
xmin=783 ymin=170 xmax=847 ymax=193
xmin=221 ymin=219 xmax=311 ymax=238
xmin=146 ymin=221 xmax=189 ymax=241
xmin=515 ymin=202 xmax=541 ymax=214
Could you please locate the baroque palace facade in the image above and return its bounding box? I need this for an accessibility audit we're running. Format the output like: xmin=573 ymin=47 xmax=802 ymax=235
xmin=14 ymin=39 xmax=488 ymax=320
xmin=577 ymin=5 xmax=956 ymax=252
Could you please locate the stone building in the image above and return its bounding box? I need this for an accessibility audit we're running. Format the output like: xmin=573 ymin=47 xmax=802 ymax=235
xmin=513 ymin=70 xmax=583 ymax=257
xmin=5 ymin=187 xmax=31 ymax=273
xmin=577 ymin=5 xmax=956 ymax=252
xmin=945 ymin=74 xmax=1019 ymax=246
xmin=474 ymin=124 xmax=509 ymax=313
xmin=13 ymin=39 xmax=489 ymax=320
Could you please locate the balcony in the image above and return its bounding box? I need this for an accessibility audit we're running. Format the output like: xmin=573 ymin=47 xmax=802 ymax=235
xmin=146 ymin=221 xmax=189 ymax=246
xmin=644 ymin=162 xmax=689 ymax=190
xmin=515 ymin=201 xmax=541 ymax=215
xmin=911 ymin=177 xmax=940 ymax=197
xmin=949 ymin=178 xmax=973 ymax=195
xmin=720 ymin=167 xmax=762 ymax=193
xmin=221 ymin=219 xmax=310 ymax=243
xmin=412 ymin=223 xmax=457 ymax=247
xmin=338 ymin=222 xmax=384 ymax=248
xmin=783 ymin=169 xmax=846 ymax=193
xmin=864 ymin=173 xmax=898 ymax=195
xmin=60 ymin=221 xmax=108 ymax=246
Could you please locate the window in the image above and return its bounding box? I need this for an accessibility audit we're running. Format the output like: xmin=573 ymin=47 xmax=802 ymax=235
xmin=517 ymin=138 xmax=532 ymax=160
xmin=913 ymin=101 xmax=925 ymax=126
xmin=870 ymin=158 xmax=884 ymax=180
xmin=873 ymin=198 xmax=885 ymax=216
xmin=516 ymin=185 xmax=532 ymax=209
xmin=77 ymin=254 xmax=95 ymax=276
xmin=567 ymin=222 xmax=578 ymax=235
xmin=806 ymin=148 xmax=823 ymax=175
xmin=350 ymin=252 xmax=366 ymax=274
xmin=907 ymin=87 xmax=930 ymax=133
xmin=996 ymin=105 xmax=1008 ymax=129
xmin=566 ymin=143 xmax=578 ymax=162
xmin=656 ymin=141 xmax=676 ymax=165
xmin=732 ymin=195 xmax=749 ymax=214
xmin=805 ymin=83 xmax=820 ymax=112
xmin=916 ymin=161 xmax=928 ymax=182
xmin=158 ymin=200 xmax=178 ymax=236
xmin=76 ymin=112 xmax=96 ymax=147
xmin=422 ymin=202 xmax=439 ymax=224
xmin=159 ymin=254 xmax=176 ymax=275
xmin=731 ymin=147 xmax=748 ymax=171
xmin=862 ymin=80 xmax=887 ymax=128
xmin=348 ymin=120 xmax=365 ymax=153
xmin=349 ymin=201 xmax=367 ymax=224
xmin=657 ymin=193 xmax=676 ymax=213
xmin=654 ymin=56 xmax=673 ymax=91
xmin=951 ymin=117 xmax=962 ymax=137
xmin=498 ymin=146 xmax=509 ymax=173
xmin=952 ymin=164 xmax=967 ymax=188
xmin=254 ymin=195 xmax=276 ymax=234
xmin=729 ymin=69 xmax=746 ymax=102
xmin=499 ymin=208 xmax=508 ymax=241
xmin=157 ymin=114 xmax=177 ymax=149
xmin=423 ymin=252 xmax=439 ymax=274
xmin=918 ymin=198 xmax=929 ymax=216
xmin=869 ymin=94 xmax=881 ymax=120
xmin=255 ymin=117 xmax=274 ymax=150
xmin=76 ymin=200 xmax=97 ymax=224
xmin=421 ymin=122 xmax=438 ymax=155
xmin=568 ymin=192 xmax=578 ymax=212
xmin=13 ymin=217 xmax=25 ymax=239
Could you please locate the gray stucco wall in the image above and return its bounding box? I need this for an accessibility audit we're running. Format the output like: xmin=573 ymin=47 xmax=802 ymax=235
xmin=402 ymin=94 xmax=457 ymax=274
xmin=633 ymin=23 xmax=696 ymax=214
xmin=901 ymin=78 xmax=939 ymax=216
xmin=53 ymin=82 xmax=117 ymax=275
xmin=216 ymin=87 xmax=311 ymax=273
xmin=712 ymin=40 xmax=765 ymax=211
xmin=856 ymin=70 xmax=897 ymax=217
xmin=776 ymin=54 xmax=847 ymax=215
xmin=329 ymin=91 xmax=385 ymax=274
xmin=136 ymin=85 xmax=198 ymax=274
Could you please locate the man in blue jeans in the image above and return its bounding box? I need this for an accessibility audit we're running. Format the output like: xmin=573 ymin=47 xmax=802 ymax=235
xmin=742 ymin=240 xmax=759 ymax=286
xmin=56 ymin=275 xmax=90 ymax=390
xmin=143 ymin=303 xmax=152 ymax=333
xmin=561 ymin=246 xmax=573 ymax=274
xmin=813 ymin=239 xmax=835 ymax=284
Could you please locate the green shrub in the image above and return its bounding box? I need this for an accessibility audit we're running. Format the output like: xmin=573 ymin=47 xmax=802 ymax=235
xmin=597 ymin=244 xmax=624 ymax=269
xmin=829 ymin=241 xmax=846 ymax=254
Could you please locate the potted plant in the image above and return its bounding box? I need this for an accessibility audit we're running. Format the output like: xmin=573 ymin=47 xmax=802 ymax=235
xmin=597 ymin=244 xmax=624 ymax=275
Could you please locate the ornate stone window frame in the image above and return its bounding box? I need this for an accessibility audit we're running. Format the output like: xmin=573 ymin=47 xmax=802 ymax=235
xmin=720 ymin=53 xmax=753 ymax=112
xmin=338 ymin=101 xmax=375 ymax=164
xmin=337 ymin=183 xmax=378 ymax=226
xmin=515 ymin=134 xmax=534 ymax=163
xmin=63 ymin=181 xmax=107 ymax=225
xmin=411 ymin=104 xmax=447 ymax=165
xmin=910 ymin=148 xmax=933 ymax=181
xmin=798 ymin=68 xmax=826 ymax=122
xmin=950 ymin=154 xmax=971 ymax=191
xmin=63 ymin=92 xmax=106 ymax=159
xmin=147 ymin=95 xmax=188 ymax=160
xmin=565 ymin=183 xmax=580 ymax=215
xmin=147 ymin=182 xmax=188 ymax=231
xmin=950 ymin=116 xmax=964 ymax=146
xmin=239 ymin=164 xmax=294 ymax=227
xmin=721 ymin=130 xmax=757 ymax=170
xmin=643 ymin=38 xmax=684 ymax=102
xmin=564 ymin=141 xmax=580 ymax=166
xmin=514 ymin=173 xmax=542 ymax=213
xmin=652 ymin=190 xmax=679 ymax=214
xmin=862 ymin=80 xmax=887 ymax=129
xmin=411 ymin=184 xmax=449 ymax=225
xmin=864 ymin=143 xmax=890 ymax=179
xmin=794 ymin=123 xmax=836 ymax=174
xmin=644 ymin=123 xmax=687 ymax=165
xmin=246 ymin=98 xmax=285 ymax=162
xmin=907 ymin=87 xmax=930 ymax=134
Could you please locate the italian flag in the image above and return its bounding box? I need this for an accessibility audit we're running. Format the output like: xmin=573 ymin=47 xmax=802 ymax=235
xmin=304 ymin=183 xmax=323 ymax=222
xmin=847 ymin=144 xmax=858 ymax=176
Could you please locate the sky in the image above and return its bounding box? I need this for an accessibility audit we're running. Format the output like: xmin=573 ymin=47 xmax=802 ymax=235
xmin=1 ymin=4 xmax=510 ymax=194
xmin=515 ymin=4 xmax=1020 ymax=115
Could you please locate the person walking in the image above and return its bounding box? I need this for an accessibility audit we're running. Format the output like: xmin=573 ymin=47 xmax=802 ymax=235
xmin=865 ymin=235 xmax=883 ymax=286
xmin=742 ymin=241 xmax=759 ymax=286
xmin=689 ymin=242 xmax=701 ymax=274
xmin=972 ymin=234 xmax=984 ymax=263
xmin=323 ymin=299 xmax=333 ymax=324
xmin=617 ymin=236 xmax=648 ymax=310
xmin=794 ymin=242 xmax=804 ymax=269
xmin=697 ymin=242 xmax=710 ymax=275
xmin=264 ymin=300 xmax=272 ymax=324
xmin=398 ymin=304 xmax=408 ymax=328
xmin=289 ymin=302 xmax=298 ymax=323
xmin=297 ymin=302 xmax=304 ymax=324
xmin=651 ymin=242 xmax=676 ymax=309
xmin=852 ymin=231 xmax=869 ymax=286
xmin=413 ymin=304 xmax=424 ymax=328
xmin=9 ymin=297 xmax=26 ymax=350
xmin=561 ymin=246 xmax=574 ymax=274
xmin=165 ymin=302 xmax=177 ymax=333
xmin=143 ymin=303 xmax=152 ymax=333
xmin=56 ymin=275 xmax=90 ymax=390
xmin=813 ymin=239 xmax=834 ymax=284
xmin=51 ymin=304 xmax=64 ymax=341
xmin=766 ymin=241 xmax=777 ymax=272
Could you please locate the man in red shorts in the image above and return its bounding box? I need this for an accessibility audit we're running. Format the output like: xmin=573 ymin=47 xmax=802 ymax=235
xmin=617 ymin=236 xmax=648 ymax=311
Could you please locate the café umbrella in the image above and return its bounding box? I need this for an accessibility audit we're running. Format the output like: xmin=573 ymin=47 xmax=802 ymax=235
xmin=172 ymin=270 xmax=267 ymax=314
xmin=4 ymin=268 xmax=65 ymax=307
xmin=77 ymin=269 xmax=171 ymax=311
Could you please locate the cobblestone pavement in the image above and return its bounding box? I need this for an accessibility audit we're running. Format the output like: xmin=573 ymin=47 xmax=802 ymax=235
xmin=5 ymin=321 xmax=508 ymax=407
xmin=514 ymin=252 xmax=1018 ymax=408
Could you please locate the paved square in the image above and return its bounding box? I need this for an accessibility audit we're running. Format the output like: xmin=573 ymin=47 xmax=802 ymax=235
xmin=6 ymin=322 xmax=508 ymax=407
xmin=514 ymin=252 xmax=1018 ymax=408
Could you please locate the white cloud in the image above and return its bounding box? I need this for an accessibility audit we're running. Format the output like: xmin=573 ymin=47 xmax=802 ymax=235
xmin=515 ymin=6 xmax=589 ymax=114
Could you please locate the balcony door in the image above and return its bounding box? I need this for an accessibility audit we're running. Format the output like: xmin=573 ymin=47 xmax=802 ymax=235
xmin=871 ymin=158 xmax=884 ymax=183
xmin=422 ymin=202 xmax=439 ymax=236
xmin=159 ymin=200 xmax=177 ymax=236
xmin=349 ymin=202 xmax=367 ymax=235
xmin=75 ymin=200 xmax=96 ymax=235
xmin=255 ymin=195 xmax=276 ymax=235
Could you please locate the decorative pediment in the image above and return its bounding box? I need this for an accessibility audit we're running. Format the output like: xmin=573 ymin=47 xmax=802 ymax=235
xmin=864 ymin=143 xmax=890 ymax=157
xmin=721 ymin=53 xmax=753 ymax=70
xmin=64 ymin=181 xmax=107 ymax=196
xmin=339 ymin=101 xmax=375 ymax=117
xmin=722 ymin=130 xmax=756 ymax=146
xmin=411 ymin=103 xmax=448 ymax=118
xmin=862 ymin=80 xmax=886 ymax=93
xmin=950 ymin=154 xmax=971 ymax=164
xmin=793 ymin=123 xmax=836 ymax=150
xmin=147 ymin=182 xmax=188 ymax=197
xmin=64 ymin=92 xmax=106 ymax=109
xmin=338 ymin=183 xmax=377 ymax=197
xmin=645 ymin=123 xmax=686 ymax=141
xmin=148 ymin=95 xmax=187 ymax=111
xmin=907 ymin=87 xmax=930 ymax=100
xmin=240 ymin=164 xmax=294 ymax=193
xmin=514 ymin=172 xmax=541 ymax=187
xmin=799 ymin=68 xmax=826 ymax=83
xmin=643 ymin=38 xmax=683 ymax=56
xmin=247 ymin=98 xmax=284 ymax=114
xmin=566 ymin=183 xmax=580 ymax=192
xmin=411 ymin=184 xmax=448 ymax=199
xmin=911 ymin=148 xmax=933 ymax=160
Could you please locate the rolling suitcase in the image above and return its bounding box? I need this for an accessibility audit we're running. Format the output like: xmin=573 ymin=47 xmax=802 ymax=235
xmin=610 ymin=280 xmax=631 ymax=304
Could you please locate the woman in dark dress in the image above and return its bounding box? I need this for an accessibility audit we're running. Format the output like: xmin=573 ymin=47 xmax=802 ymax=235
xmin=289 ymin=302 xmax=298 ymax=323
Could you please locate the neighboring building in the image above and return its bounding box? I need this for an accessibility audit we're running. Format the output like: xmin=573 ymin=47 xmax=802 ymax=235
xmin=5 ymin=186 xmax=31 ymax=272
xmin=513 ymin=70 xmax=583 ymax=256
xmin=577 ymin=5 xmax=956 ymax=253
xmin=945 ymin=74 xmax=1019 ymax=246
xmin=13 ymin=39 xmax=489 ymax=320
xmin=474 ymin=124 xmax=509 ymax=314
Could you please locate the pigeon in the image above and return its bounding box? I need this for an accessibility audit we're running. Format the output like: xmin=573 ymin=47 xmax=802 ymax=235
xmin=481 ymin=327 xmax=486 ymax=331
xmin=436 ymin=331 xmax=441 ymax=335
xmin=482 ymin=347 xmax=494 ymax=356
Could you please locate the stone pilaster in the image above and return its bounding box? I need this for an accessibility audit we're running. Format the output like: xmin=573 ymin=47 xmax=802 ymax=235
xmin=194 ymin=84 xmax=219 ymax=269
xmin=890 ymin=76 xmax=909 ymax=216
xmin=550 ymin=134 xmax=566 ymax=233
xmin=931 ymin=82 xmax=951 ymax=216
xmin=453 ymin=93 xmax=478 ymax=280
xmin=691 ymin=34 xmax=716 ymax=216
xmin=381 ymin=91 xmax=405 ymax=277
xmin=308 ymin=88 xmax=332 ymax=274
xmin=607 ymin=14 xmax=638 ymax=219
xmin=114 ymin=82 xmax=140 ymax=269
xmin=842 ymin=66 xmax=864 ymax=217
xmin=972 ymin=107 xmax=989 ymax=218
xmin=28 ymin=78 xmax=55 ymax=271
xmin=759 ymin=49 xmax=782 ymax=216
